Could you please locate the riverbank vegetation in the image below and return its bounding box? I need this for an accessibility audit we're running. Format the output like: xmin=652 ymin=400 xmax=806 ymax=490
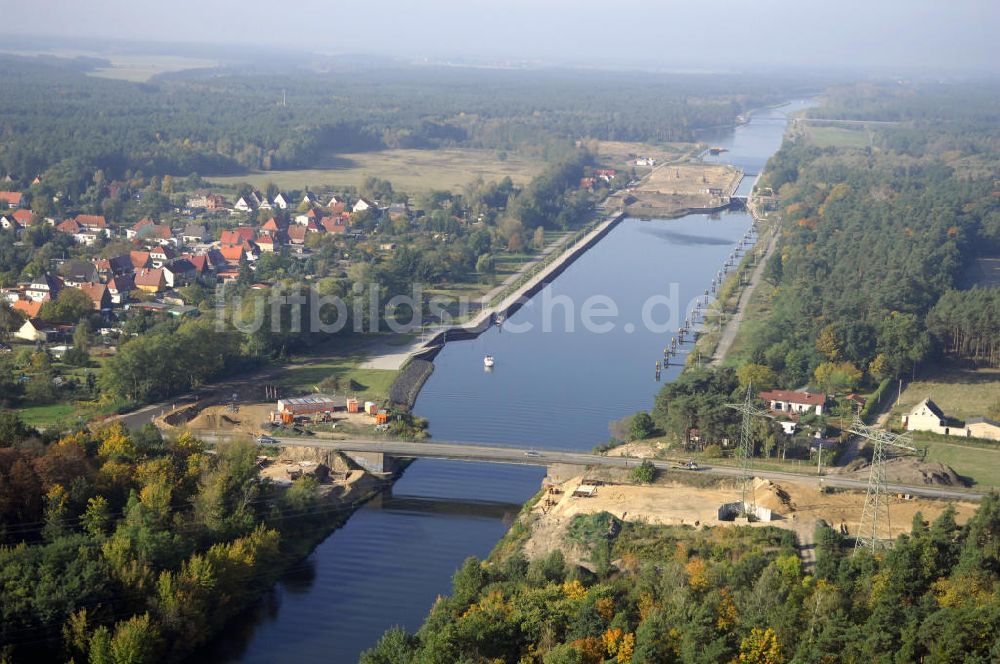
xmin=362 ymin=494 xmax=1000 ymax=663
xmin=0 ymin=414 xmax=360 ymax=662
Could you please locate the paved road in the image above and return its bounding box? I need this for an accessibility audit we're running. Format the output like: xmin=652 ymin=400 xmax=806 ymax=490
xmin=211 ymin=434 xmax=986 ymax=502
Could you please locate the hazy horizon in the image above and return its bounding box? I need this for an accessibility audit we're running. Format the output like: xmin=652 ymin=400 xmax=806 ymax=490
xmin=7 ymin=0 xmax=999 ymax=75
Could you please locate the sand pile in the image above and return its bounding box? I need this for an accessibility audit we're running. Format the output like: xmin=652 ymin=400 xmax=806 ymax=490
xmin=753 ymin=478 xmax=796 ymax=515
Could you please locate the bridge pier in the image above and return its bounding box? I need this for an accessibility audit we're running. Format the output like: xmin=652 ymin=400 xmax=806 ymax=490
xmin=344 ymin=451 xmax=401 ymax=474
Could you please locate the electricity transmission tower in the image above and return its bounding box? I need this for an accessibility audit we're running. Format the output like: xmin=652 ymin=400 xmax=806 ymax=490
xmin=725 ymin=383 xmax=773 ymax=519
xmin=849 ymin=418 xmax=917 ymax=553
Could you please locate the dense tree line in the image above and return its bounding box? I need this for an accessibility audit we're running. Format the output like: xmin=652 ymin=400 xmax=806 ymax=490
xmin=362 ymin=498 xmax=1000 ymax=663
xmin=0 ymin=54 xmax=806 ymax=190
xmin=927 ymin=288 xmax=1000 ymax=367
xmin=0 ymin=416 xmax=334 ymax=662
xmin=741 ymin=85 xmax=1000 ymax=387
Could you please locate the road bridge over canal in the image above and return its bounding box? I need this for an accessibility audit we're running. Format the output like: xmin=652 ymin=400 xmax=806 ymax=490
xmin=227 ymin=435 xmax=986 ymax=503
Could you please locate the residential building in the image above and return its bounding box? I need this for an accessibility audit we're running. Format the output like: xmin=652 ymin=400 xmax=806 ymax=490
xmin=902 ymin=398 xmax=950 ymax=435
xmin=15 ymin=319 xmax=54 ymax=342
xmin=79 ymin=282 xmax=112 ymax=311
xmin=758 ymin=390 xmax=828 ymax=416
xmin=135 ymin=268 xmax=166 ymax=294
xmin=0 ymin=191 xmax=24 ymax=208
xmin=25 ymin=274 xmax=63 ymax=302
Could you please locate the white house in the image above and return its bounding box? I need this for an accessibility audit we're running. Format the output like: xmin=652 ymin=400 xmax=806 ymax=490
xmin=15 ymin=319 xmax=53 ymax=342
xmin=759 ymin=390 xmax=828 ymax=416
xmin=353 ymin=197 xmax=375 ymax=213
xmin=25 ymin=274 xmax=63 ymax=302
xmin=273 ymin=193 xmax=291 ymax=210
xmin=902 ymin=398 xmax=951 ymax=435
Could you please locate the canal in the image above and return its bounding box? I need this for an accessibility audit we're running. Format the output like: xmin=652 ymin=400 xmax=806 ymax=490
xmin=213 ymin=98 xmax=814 ymax=663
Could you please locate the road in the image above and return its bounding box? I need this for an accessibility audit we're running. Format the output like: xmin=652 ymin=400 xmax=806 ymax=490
xmin=208 ymin=434 xmax=987 ymax=502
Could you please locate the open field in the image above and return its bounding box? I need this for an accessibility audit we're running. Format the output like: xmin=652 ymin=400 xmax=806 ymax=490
xmin=913 ymin=434 xmax=1000 ymax=488
xmin=278 ymin=339 xmax=399 ymax=402
xmin=802 ymin=125 xmax=871 ymax=149
xmin=207 ymin=148 xmax=546 ymax=193
xmin=0 ymin=49 xmax=217 ymax=82
xmin=588 ymin=140 xmax=694 ymax=168
xmin=892 ymin=361 xmax=1000 ymax=422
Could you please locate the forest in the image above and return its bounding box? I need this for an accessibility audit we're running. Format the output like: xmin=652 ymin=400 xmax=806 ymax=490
xmin=0 ymin=415 xmax=339 ymax=663
xmin=0 ymin=54 xmax=807 ymax=186
xmin=361 ymin=497 xmax=1000 ymax=663
xmin=737 ymin=83 xmax=1000 ymax=390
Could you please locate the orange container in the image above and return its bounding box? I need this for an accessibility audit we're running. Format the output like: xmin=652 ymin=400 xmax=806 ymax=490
xmin=375 ymin=412 xmax=389 ymax=424
xmin=346 ymin=399 xmax=359 ymax=413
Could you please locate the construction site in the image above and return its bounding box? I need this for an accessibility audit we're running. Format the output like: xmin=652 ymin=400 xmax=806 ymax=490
xmin=609 ymin=161 xmax=743 ymax=218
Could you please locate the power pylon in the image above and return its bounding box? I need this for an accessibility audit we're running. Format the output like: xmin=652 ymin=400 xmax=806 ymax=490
xmin=725 ymin=383 xmax=773 ymax=519
xmin=849 ymin=418 xmax=917 ymax=553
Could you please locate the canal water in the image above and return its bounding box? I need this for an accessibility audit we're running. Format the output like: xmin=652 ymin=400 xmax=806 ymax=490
xmin=216 ymin=98 xmax=813 ymax=664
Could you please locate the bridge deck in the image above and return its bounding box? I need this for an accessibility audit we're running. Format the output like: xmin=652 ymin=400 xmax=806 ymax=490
xmin=245 ymin=435 xmax=985 ymax=502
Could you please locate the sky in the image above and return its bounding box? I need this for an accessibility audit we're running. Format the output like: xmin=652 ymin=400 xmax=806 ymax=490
xmin=8 ymin=0 xmax=999 ymax=73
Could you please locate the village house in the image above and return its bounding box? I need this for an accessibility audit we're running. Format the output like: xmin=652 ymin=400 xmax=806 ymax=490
xmin=25 ymin=273 xmax=64 ymax=302
xmin=163 ymin=260 xmax=196 ymax=288
xmin=56 ymin=219 xmax=101 ymax=246
xmin=902 ymin=399 xmax=950 ymax=435
xmin=758 ymin=389 xmax=828 ymax=416
xmin=10 ymin=209 xmax=33 ymax=227
xmin=134 ymin=268 xmax=166 ymax=294
xmin=12 ymin=299 xmax=42 ymax=319
xmin=902 ymin=399 xmax=1000 ymax=441
xmin=130 ymin=250 xmax=152 ymax=271
xmin=148 ymin=245 xmax=177 ymax=268
xmin=180 ymin=224 xmax=209 ymax=244
xmin=59 ymin=260 xmax=99 ymax=288
xmin=258 ymin=217 xmax=285 ymax=238
xmin=286 ymin=225 xmax=307 ymax=245
xmin=106 ymin=274 xmax=134 ymax=305
xmin=126 ymin=218 xmax=156 ymax=239
xmin=234 ymin=191 xmax=263 ymax=212
xmin=15 ymin=318 xmax=56 ymax=342
xmin=220 ymin=227 xmax=257 ymax=245
xmin=187 ymin=192 xmax=226 ymax=210
xmin=75 ymin=214 xmax=111 ymax=237
xmin=0 ymin=191 xmax=24 ymax=208
xmin=352 ymin=197 xmax=375 ymax=213
xmin=273 ymin=193 xmax=291 ymax=210
xmin=79 ymin=282 xmax=112 ymax=311
xmin=0 ymin=215 xmax=25 ymax=235
xmin=256 ymin=235 xmax=276 ymax=252
xmin=219 ymin=244 xmax=246 ymax=266
xmin=327 ymin=195 xmax=346 ymax=208
xmin=93 ymin=255 xmax=133 ymax=279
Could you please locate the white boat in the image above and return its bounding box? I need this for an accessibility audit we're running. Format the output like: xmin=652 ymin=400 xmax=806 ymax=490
xmin=483 ymin=355 xmax=495 ymax=368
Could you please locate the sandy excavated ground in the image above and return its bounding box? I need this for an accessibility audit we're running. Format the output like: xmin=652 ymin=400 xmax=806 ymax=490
xmin=641 ymin=162 xmax=739 ymax=198
xmin=523 ymin=475 xmax=979 ymax=565
xmin=181 ymin=403 xmax=376 ymax=437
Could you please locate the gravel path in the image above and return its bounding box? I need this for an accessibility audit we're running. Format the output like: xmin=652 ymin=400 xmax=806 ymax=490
xmin=711 ymin=224 xmax=780 ymax=365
